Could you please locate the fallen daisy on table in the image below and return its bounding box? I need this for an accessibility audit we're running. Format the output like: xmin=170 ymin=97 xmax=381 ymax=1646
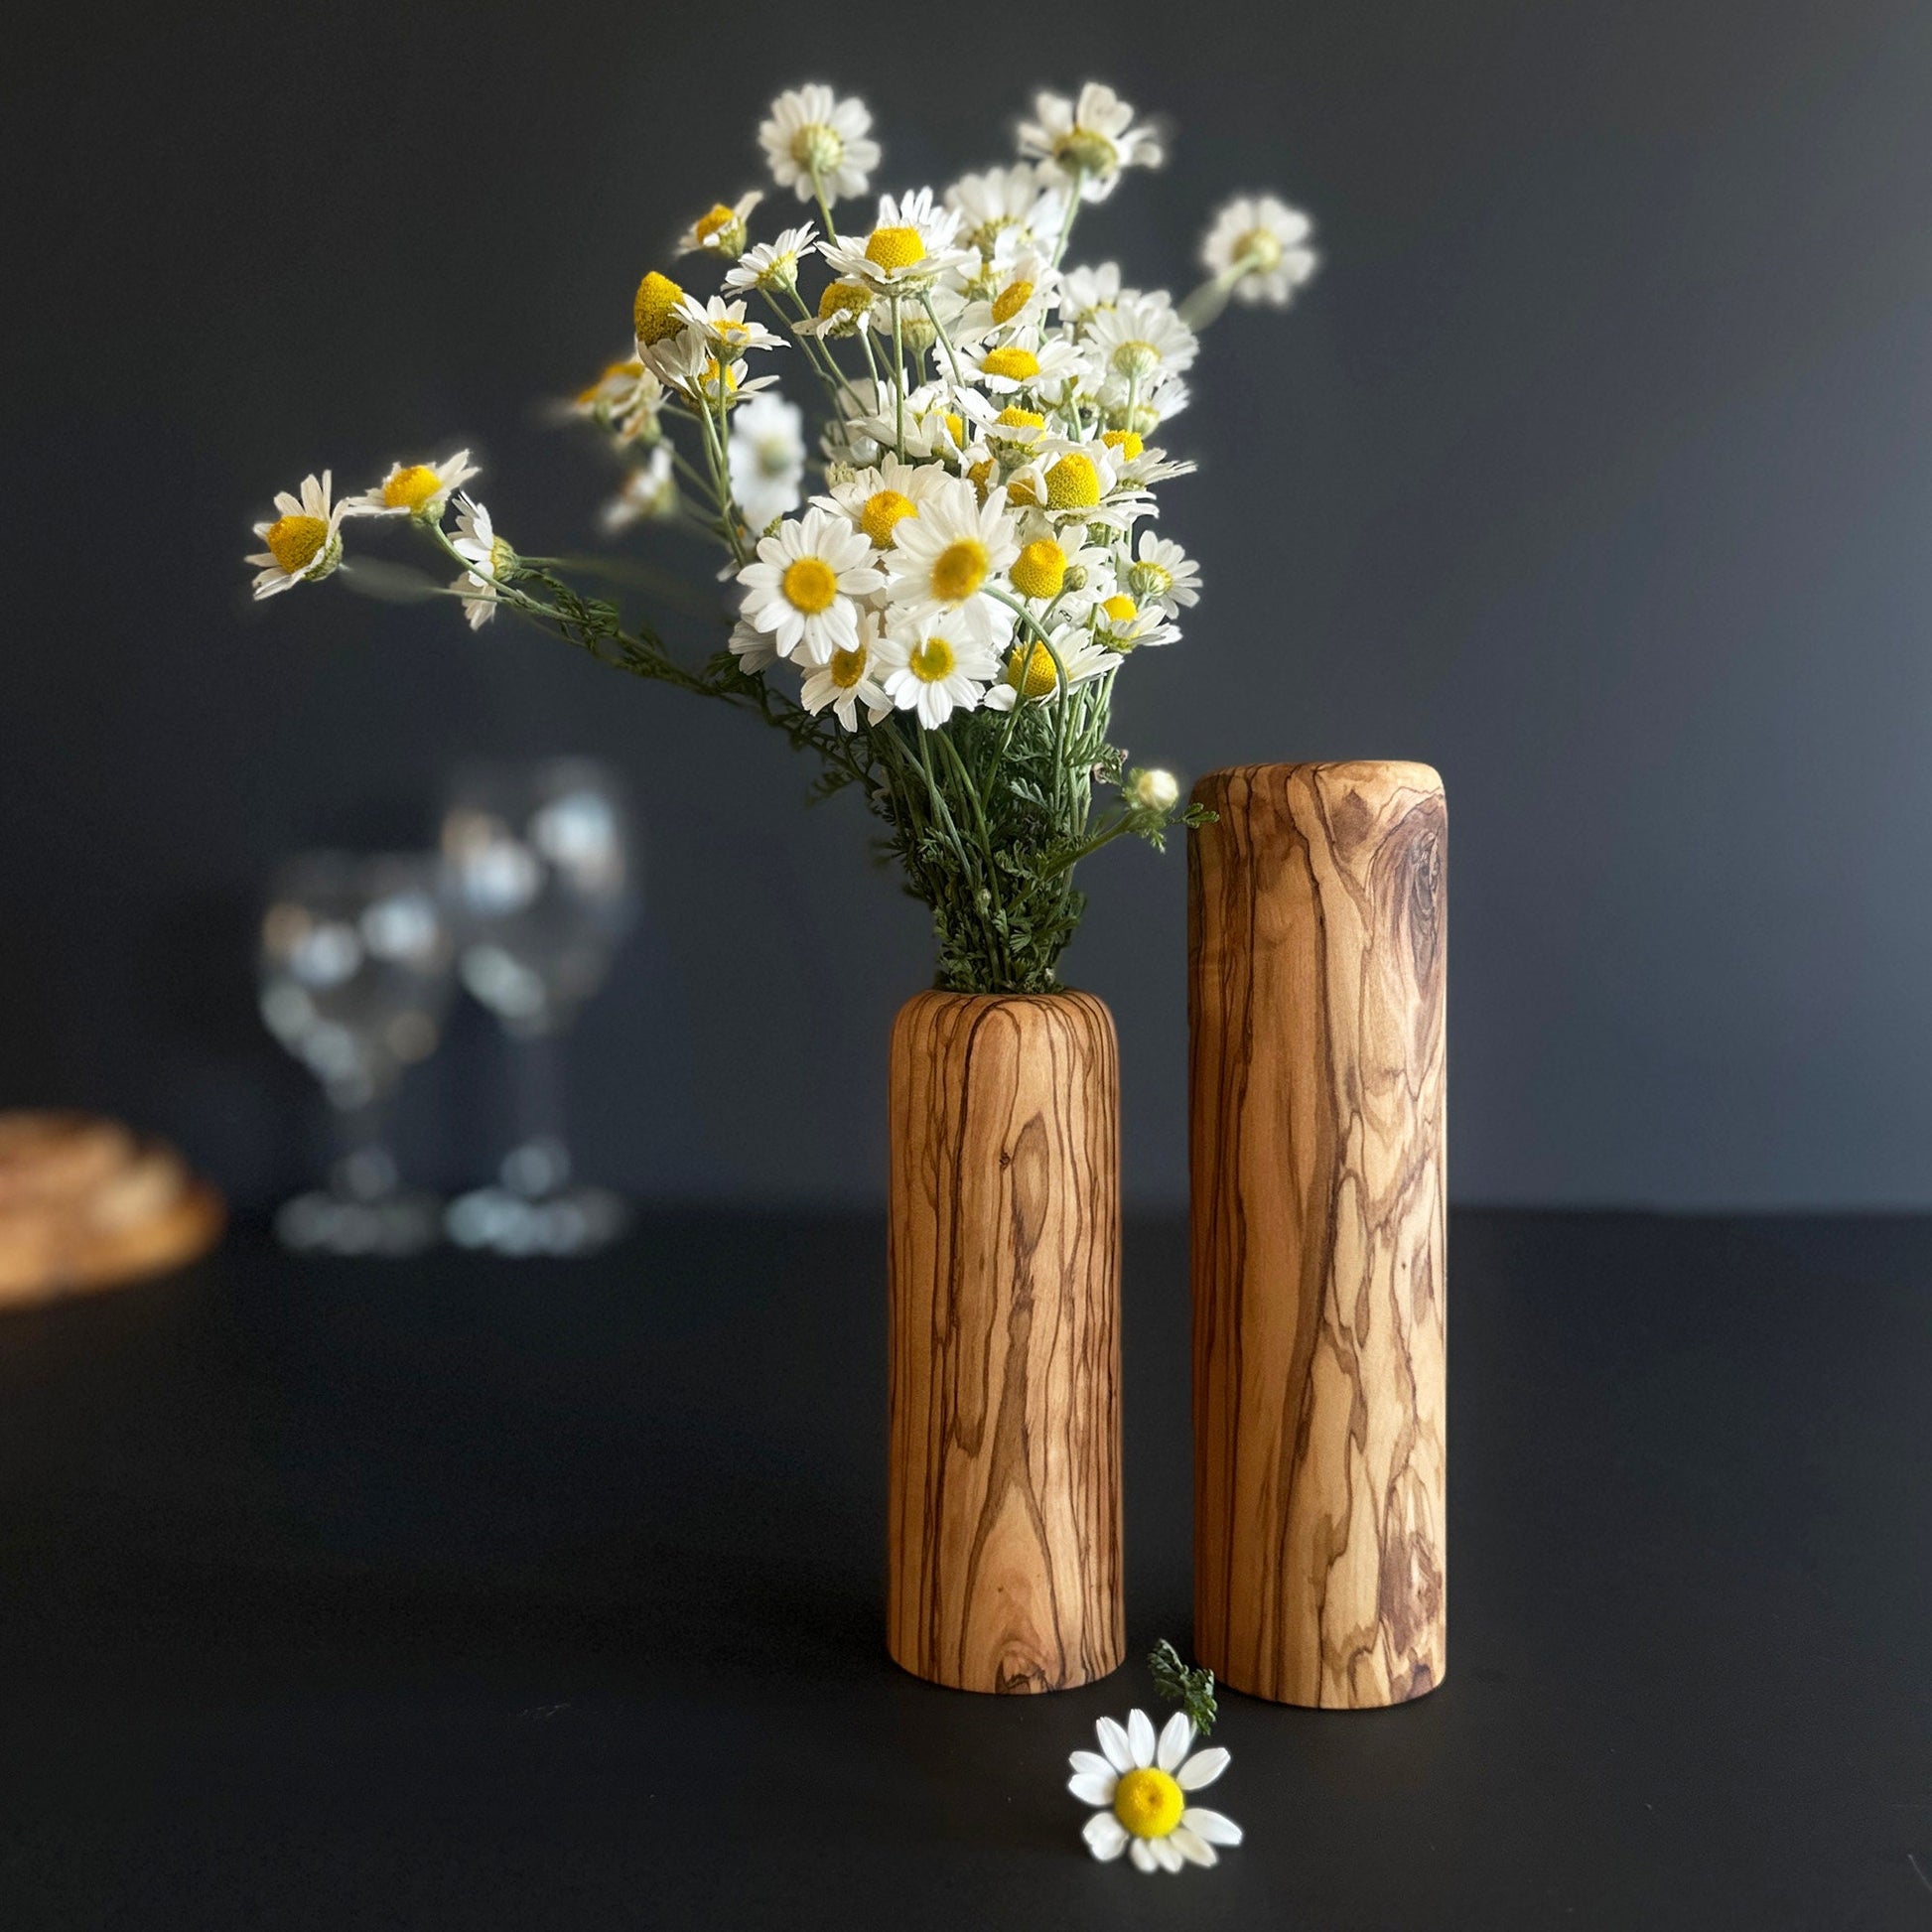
xmin=1068 ymin=1708 xmax=1241 ymax=1872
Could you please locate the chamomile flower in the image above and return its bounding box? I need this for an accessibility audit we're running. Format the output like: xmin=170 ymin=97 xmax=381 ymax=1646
xmin=1069 ymin=1710 xmax=1240 ymax=1873
xmin=645 ymin=328 xmax=779 ymax=406
xmin=1004 ymin=438 xmax=1120 ymax=521
xmin=1087 ymin=292 xmax=1198 ymax=387
xmin=724 ymin=222 xmax=818 ymax=295
xmin=737 ymin=504 xmax=885 ymax=664
xmin=883 ymin=475 xmax=1019 ymax=646
xmin=1020 ymin=84 xmax=1165 ymax=202
xmin=727 ymin=613 xmax=779 ymax=675
xmin=813 ymin=456 xmax=941 ymax=548
xmin=727 ymin=392 xmax=806 ymax=532
xmin=944 ymin=165 xmax=1064 ymax=254
xmin=1131 ymin=767 xmax=1180 ymax=811
xmin=246 ymin=471 xmax=347 ymax=599
xmin=602 ymin=446 xmax=678 ymax=531
xmin=799 ymin=611 xmax=893 ymax=729
xmin=676 ymin=191 xmax=761 ymax=259
xmin=1061 ymin=261 xmax=1123 ymax=324
xmin=953 ymin=252 xmax=1058 ymax=343
xmin=818 ymin=188 xmax=970 ymax=297
xmin=566 ymin=357 xmax=667 ymax=442
xmin=345 ymin=451 xmax=479 ymax=520
xmin=448 ymin=494 xmax=515 ymax=630
xmin=1200 ymin=195 xmax=1319 ymax=307
xmin=1093 ymin=589 xmax=1179 ymax=650
xmin=1127 ymin=531 xmax=1200 ymax=619
xmin=874 ymin=616 xmax=999 ymax=728
xmin=1004 ymin=524 xmax=1115 ymax=609
xmin=674 ymin=294 xmax=787 ymax=361
xmin=759 ymin=85 xmax=881 ymax=207
xmin=981 ymin=625 xmax=1111 ymax=711
xmin=633 ymin=270 xmax=689 ymax=350
xmin=795 ymin=277 xmax=875 ymax=340
xmin=962 ymin=334 xmax=1089 ymax=396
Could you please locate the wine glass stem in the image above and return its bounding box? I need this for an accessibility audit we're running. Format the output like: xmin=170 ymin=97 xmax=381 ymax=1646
xmin=503 ymin=1030 xmax=571 ymax=1198
xmin=330 ymin=1093 xmax=401 ymax=1203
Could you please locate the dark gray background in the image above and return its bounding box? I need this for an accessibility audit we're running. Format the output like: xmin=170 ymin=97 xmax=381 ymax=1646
xmin=7 ymin=0 xmax=1929 ymax=1212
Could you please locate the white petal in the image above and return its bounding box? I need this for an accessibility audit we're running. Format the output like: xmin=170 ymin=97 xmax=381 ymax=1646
xmin=1067 ymin=1750 xmax=1115 ymax=1781
xmin=1094 ymin=1717 xmax=1134 ymax=1774
xmin=1172 ymin=1826 xmax=1218 ymax=1867
xmin=1156 ymin=1711 xmax=1194 ymax=1772
xmin=1066 ymin=1772 xmax=1117 ymax=1807
xmin=1129 ymin=1838 xmax=1159 ymax=1873
xmin=1181 ymin=1807 xmax=1243 ymax=1847
xmin=1175 ymin=1746 xmax=1230 ymax=1790
xmin=1126 ymin=1709 xmax=1157 ymax=1769
xmin=1151 ymin=1836 xmax=1184 ymax=1872
xmin=1083 ymin=1810 xmax=1128 ymax=1860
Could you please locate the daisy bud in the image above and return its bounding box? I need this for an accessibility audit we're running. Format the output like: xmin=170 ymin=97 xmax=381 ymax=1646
xmin=1132 ymin=767 xmax=1180 ymax=813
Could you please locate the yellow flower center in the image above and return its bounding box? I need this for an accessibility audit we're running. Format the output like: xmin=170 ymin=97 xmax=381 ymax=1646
xmin=782 ymin=555 xmax=840 ymax=614
xmin=907 ymin=634 xmax=956 ymax=683
xmin=980 ymin=345 xmax=1040 ymax=383
xmin=865 ymin=225 xmax=926 ymax=272
xmin=828 ymin=645 xmax=868 ymax=690
xmin=995 ymin=406 xmax=1045 ymax=435
xmin=633 ymin=271 xmax=686 ymax=345
xmin=577 ymin=357 xmax=642 ymax=405
xmin=965 ymin=458 xmax=996 ymax=502
xmin=265 ymin=513 xmax=328 ymax=575
xmin=1005 ymin=640 xmax=1061 ymax=698
xmin=818 ymin=280 xmax=872 ymax=321
xmin=942 ymin=411 xmax=965 ymax=449
xmin=1112 ymin=1768 xmax=1184 ymax=1840
xmin=1101 ymin=593 xmax=1138 ymax=623
xmin=1102 ymin=429 xmax=1144 ymax=460
xmin=1010 ymin=538 xmax=1066 ymax=601
xmin=695 ymin=203 xmax=738 ymax=244
xmin=930 ymin=539 xmax=989 ymax=603
xmin=991 ymin=278 xmax=1035 ymax=324
xmin=1238 ymin=224 xmax=1286 ymax=272
xmin=861 ymin=488 xmax=917 ymax=546
xmin=1045 ymin=453 xmax=1102 ymax=509
xmin=380 ymin=465 xmax=445 ymax=512
xmin=1007 ymin=474 xmax=1039 ymax=507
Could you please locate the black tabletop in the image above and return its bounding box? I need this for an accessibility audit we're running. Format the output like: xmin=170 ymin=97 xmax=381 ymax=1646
xmin=3 ymin=1210 xmax=1929 ymax=1929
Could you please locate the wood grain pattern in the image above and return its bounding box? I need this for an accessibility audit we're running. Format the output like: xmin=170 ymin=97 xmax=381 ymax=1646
xmin=887 ymin=990 xmax=1125 ymax=1694
xmin=1188 ymin=761 xmax=1447 ymax=1708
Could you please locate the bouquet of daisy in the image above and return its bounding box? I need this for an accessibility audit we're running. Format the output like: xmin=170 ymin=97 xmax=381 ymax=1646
xmin=246 ymin=81 xmax=1316 ymax=993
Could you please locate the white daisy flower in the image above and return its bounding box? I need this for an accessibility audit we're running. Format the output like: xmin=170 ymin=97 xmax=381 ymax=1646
xmin=566 ymin=356 xmax=667 ymax=443
xmin=759 ymin=85 xmax=881 ymax=207
xmin=674 ymin=294 xmax=787 ymax=361
xmin=817 ymin=188 xmax=971 ymax=298
xmin=945 ymin=164 xmax=1064 ymax=254
xmin=727 ymin=392 xmax=806 ymax=532
xmin=1201 ymin=194 xmax=1319 ymax=307
xmin=737 ymin=505 xmax=885 ymax=664
xmin=246 ymin=471 xmax=348 ymax=599
xmin=981 ymin=625 xmax=1112 ymax=711
xmin=1004 ymin=439 xmax=1121 ymax=522
xmin=799 ymin=610 xmax=894 ymax=730
xmin=724 ymin=222 xmax=818 ymax=295
xmin=1019 ymin=84 xmax=1165 ymax=203
xmin=961 ymin=334 xmax=1090 ymax=396
xmin=1003 ymin=523 xmax=1116 ymax=610
xmin=645 ymin=328 xmax=780 ymax=407
xmin=795 ymin=277 xmax=875 ymax=340
xmin=676 ymin=191 xmax=761 ymax=259
xmin=1094 ymin=588 xmax=1179 ymax=650
xmin=602 ymin=446 xmax=678 ymax=531
xmin=874 ymin=616 xmax=999 ymax=728
xmin=345 ymin=450 xmax=479 ymax=521
xmin=448 ymin=494 xmax=515 ymax=630
xmin=1069 ymin=1709 xmax=1241 ymax=1873
xmin=853 ymin=381 xmax=983 ymax=464
xmin=812 ymin=456 xmax=942 ymax=548
xmin=883 ymin=475 xmax=1019 ymax=646
xmin=952 ymin=252 xmax=1059 ymax=343
xmin=1127 ymin=531 xmax=1200 ymax=619
xmin=1087 ymin=291 xmax=1198 ymax=389
xmin=1061 ymin=261 xmax=1123 ymax=324
xmin=727 ymin=613 xmax=779 ymax=675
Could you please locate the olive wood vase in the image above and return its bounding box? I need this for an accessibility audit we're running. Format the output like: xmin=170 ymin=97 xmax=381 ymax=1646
xmin=1188 ymin=761 xmax=1448 ymax=1708
xmin=887 ymin=989 xmax=1125 ymax=1694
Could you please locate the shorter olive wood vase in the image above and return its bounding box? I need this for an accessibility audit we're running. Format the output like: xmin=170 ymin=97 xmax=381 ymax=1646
xmin=1188 ymin=761 xmax=1448 ymax=1708
xmin=887 ymin=990 xmax=1125 ymax=1694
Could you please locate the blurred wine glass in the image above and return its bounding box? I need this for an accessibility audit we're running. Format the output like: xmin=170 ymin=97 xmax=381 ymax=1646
xmin=259 ymin=852 xmax=455 ymax=1255
xmin=439 ymin=759 xmax=636 ymax=1254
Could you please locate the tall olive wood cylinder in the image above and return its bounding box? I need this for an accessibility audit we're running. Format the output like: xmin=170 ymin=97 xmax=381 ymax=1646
xmin=1188 ymin=761 xmax=1448 ymax=1708
xmin=887 ymin=990 xmax=1125 ymax=1694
